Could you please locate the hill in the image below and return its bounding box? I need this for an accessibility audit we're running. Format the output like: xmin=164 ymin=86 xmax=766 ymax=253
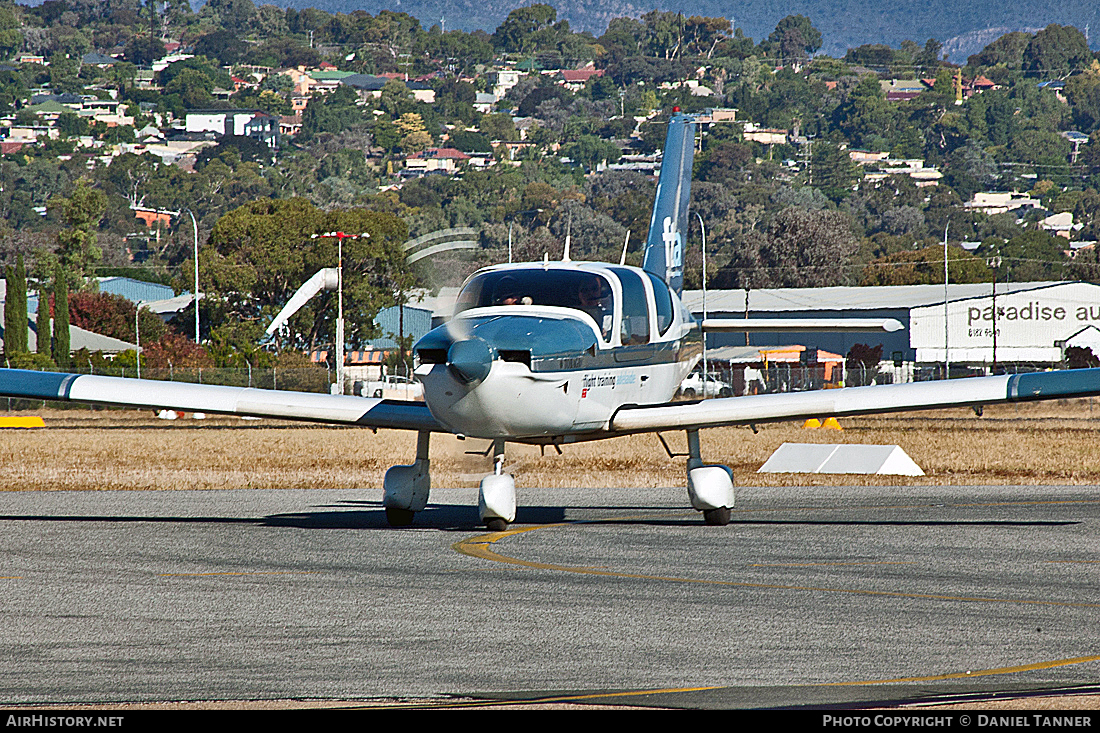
xmin=255 ymin=0 xmax=1098 ymax=58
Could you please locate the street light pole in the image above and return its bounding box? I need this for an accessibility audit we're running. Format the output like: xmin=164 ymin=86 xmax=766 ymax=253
xmin=134 ymin=301 xmax=144 ymax=379
xmin=311 ymin=231 xmax=369 ymax=395
xmin=696 ymin=211 xmax=708 ymax=397
xmin=943 ymin=221 xmax=950 ymax=379
xmin=186 ymin=209 xmax=200 ymax=345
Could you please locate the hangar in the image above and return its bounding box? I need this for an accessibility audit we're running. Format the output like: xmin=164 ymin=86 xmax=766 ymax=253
xmin=682 ymin=281 xmax=1100 ymax=382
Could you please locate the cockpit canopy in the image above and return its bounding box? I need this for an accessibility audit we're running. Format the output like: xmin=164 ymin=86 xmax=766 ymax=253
xmin=453 ymin=265 xmax=680 ymax=346
xmin=455 ymin=268 xmax=617 ymax=340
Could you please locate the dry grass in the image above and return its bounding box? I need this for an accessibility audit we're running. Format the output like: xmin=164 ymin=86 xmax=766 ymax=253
xmin=3 ymin=398 xmax=1100 ymax=492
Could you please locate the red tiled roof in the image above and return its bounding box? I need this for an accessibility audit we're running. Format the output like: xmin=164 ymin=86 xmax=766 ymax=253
xmin=410 ymin=147 xmax=470 ymax=160
xmin=0 ymin=141 xmax=27 ymax=154
xmin=560 ymin=68 xmax=604 ymax=83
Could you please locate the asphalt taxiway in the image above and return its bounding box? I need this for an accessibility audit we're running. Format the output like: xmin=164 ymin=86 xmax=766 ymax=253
xmin=1 ymin=484 xmax=1098 ymax=709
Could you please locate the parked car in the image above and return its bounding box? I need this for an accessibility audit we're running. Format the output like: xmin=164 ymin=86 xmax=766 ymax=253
xmin=679 ymin=371 xmax=732 ymax=398
xmin=354 ymin=374 xmax=424 ymax=401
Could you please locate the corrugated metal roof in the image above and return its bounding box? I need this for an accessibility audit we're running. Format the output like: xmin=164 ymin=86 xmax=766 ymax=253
xmin=0 ymin=303 xmax=139 ymax=353
xmin=370 ymin=305 xmax=432 ymax=349
xmin=97 ymin=277 xmax=176 ymax=303
xmin=682 ymin=282 xmax=1066 ymax=313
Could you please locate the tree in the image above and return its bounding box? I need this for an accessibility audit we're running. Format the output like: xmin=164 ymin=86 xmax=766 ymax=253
xmin=51 ymin=265 xmax=69 ymax=368
xmin=35 ymin=277 xmax=50 ymax=358
xmin=846 ymin=343 xmax=883 ymax=385
xmin=51 ymin=180 xmax=106 ymax=280
xmin=197 ymin=199 xmax=411 ymax=352
xmin=834 ymin=74 xmax=893 ymax=148
xmin=1066 ymin=61 xmax=1100 ymax=134
xmin=859 ymin=245 xmax=992 ymax=285
xmin=198 ymin=0 xmax=257 ymax=35
xmin=449 ymin=130 xmax=492 ymax=153
xmin=301 ymin=85 xmax=363 ymax=140
xmin=1022 ymin=25 xmax=1091 ymax=76
xmin=561 ymin=134 xmax=621 ymax=170
xmin=492 ymin=4 xmax=559 ymax=54
xmin=969 ymin=32 xmax=1030 ymax=69
xmin=767 ymin=15 xmax=822 ymax=60
xmin=810 ymin=142 xmax=862 ymax=200
xmin=68 ymin=291 xmax=166 ymax=344
xmin=4 ymin=254 xmax=28 ymax=355
xmin=125 ymin=35 xmax=165 ymax=66
xmin=735 ymin=207 xmax=858 ymax=288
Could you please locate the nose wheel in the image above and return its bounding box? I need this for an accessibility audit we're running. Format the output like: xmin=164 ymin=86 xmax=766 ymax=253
xmin=385 ymin=507 xmax=416 ymax=527
xmin=703 ymin=506 xmax=731 ymax=526
xmin=479 ymin=439 xmax=516 ymax=531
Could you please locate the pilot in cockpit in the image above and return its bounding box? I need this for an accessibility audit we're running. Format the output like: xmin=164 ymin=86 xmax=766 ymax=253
xmin=577 ymin=275 xmax=613 ymax=341
xmin=492 ymin=276 xmax=532 ymax=306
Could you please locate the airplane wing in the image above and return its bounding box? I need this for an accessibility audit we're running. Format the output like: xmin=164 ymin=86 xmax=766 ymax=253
xmin=0 ymin=368 xmax=441 ymax=431
xmin=610 ymin=369 xmax=1100 ymax=433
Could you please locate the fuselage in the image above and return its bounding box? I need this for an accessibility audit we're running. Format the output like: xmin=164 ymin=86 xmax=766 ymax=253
xmin=413 ymin=261 xmax=702 ymax=440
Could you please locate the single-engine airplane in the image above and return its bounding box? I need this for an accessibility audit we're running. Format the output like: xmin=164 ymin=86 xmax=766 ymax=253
xmin=4 ymin=111 xmax=1100 ymax=531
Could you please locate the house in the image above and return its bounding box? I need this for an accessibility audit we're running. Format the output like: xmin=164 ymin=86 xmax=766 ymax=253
xmin=558 ymin=67 xmax=603 ymax=91
xmin=405 ymin=80 xmax=435 ymax=104
xmin=849 ymin=150 xmax=891 ymax=165
xmin=880 ymin=78 xmax=926 ymax=102
xmin=473 ymin=92 xmax=496 ymax=114
xmin=279 ymin=115 xmax=302 ymax=138
xmin=82 ymin=53 xmax=118 ymax=67
xmin=130 ymin=206 xmax=178 ymax=228
xmin=742 ymin=122 xmax=788 ymax=145
xmin=1040 ymin=211 xmax=1078 ymax=238
xmin=965 ymin=192 xmax=1042 ymax=215
xmin=488 ymin=69 xmax=526 ymax=98
xmin=184 ymin=110 xmax=279 ymax=149
xmin=404 ymin=147 xmax=469 ymax=174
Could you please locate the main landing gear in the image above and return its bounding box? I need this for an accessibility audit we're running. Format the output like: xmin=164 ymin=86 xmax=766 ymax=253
xmin=382 ymin=432 xmax=517 ymax=531
xmin=383 ymin=431 xmax=431 ymax=527
xmin=685 ymin=429 xmax=734 ymax=526
xmin=383 ymin=430 xmax=731 ymax=529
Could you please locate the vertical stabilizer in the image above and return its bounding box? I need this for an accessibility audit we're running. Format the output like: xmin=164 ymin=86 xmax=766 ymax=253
xmin=642 ymin=112 xmax=696 ymax=295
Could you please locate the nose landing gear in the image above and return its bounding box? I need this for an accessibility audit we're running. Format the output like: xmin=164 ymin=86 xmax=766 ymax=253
xmin=479 ymin=439 xmax=516 ymax=532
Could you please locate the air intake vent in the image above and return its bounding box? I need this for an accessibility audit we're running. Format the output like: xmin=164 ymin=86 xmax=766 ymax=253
xmin=499 ymin=350 xmax=531 ymax=367
xmin=417 ymin=349 xmax=447 ymax=364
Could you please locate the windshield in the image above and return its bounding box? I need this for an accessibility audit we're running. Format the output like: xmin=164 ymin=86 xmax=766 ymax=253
xmin=454 ymin=269 xmax=616 ymax=341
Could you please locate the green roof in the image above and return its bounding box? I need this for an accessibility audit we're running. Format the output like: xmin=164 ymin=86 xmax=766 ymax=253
xmin=309 ymin=70 xmax=356 ymax=80
xmin=26 ymin=100 xmax=69 ymax=114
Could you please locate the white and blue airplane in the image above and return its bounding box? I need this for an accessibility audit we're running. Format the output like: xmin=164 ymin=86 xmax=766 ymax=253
xmin=4 ymin=112 xmax=1100 ymax=531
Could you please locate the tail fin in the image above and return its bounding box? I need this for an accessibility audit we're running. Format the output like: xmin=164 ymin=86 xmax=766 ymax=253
xmin=642 ymin=112 xmax=696 ymax=295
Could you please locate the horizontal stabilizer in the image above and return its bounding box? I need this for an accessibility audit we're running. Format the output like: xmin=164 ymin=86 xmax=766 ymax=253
xmin=611 ymin=368 xmax=1100 ymax=433
xmin=0 ymin=368 xmax=440 ymax=431
xmin=702 ymin=318 xmax=904 ymax=333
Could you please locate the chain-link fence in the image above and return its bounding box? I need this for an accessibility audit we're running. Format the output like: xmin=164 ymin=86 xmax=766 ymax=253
xmin=691 ymin=361 xmax=1057 ymax=397
xmin=73 ymin=365 xmax=333 ymax=393
xmin=2 ymin=365 xmax=334 ymax=412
